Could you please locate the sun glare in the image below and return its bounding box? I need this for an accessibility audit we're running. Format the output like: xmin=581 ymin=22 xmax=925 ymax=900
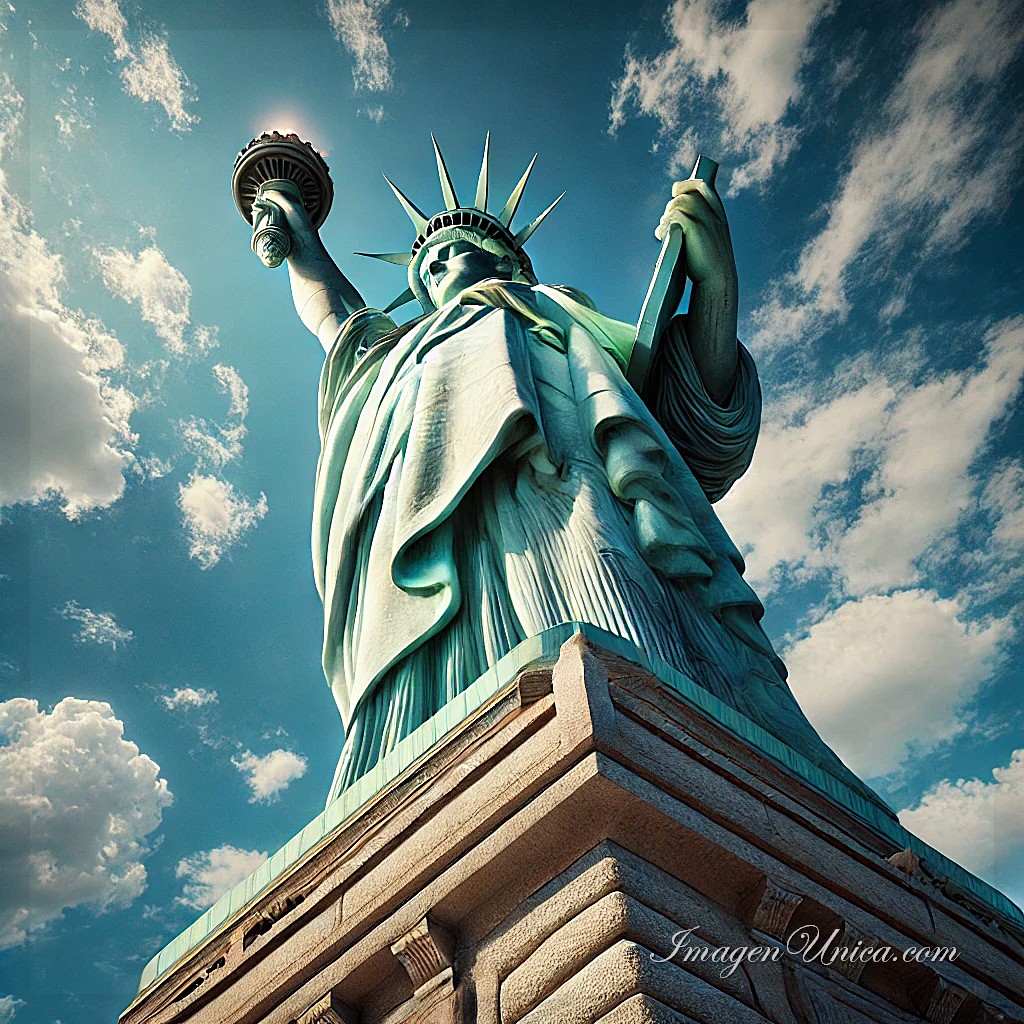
xmin=254 ymin=110 xmax=330 ymax=156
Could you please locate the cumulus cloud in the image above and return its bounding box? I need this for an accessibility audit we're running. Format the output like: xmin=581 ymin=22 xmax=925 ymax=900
xmin=899 ymin=749 xmax=1024 ymax=906
xmin=783 ymin=590 xmax=1008 ymax=778
xmin=160 ymin=687 xmax=218 ymax=710
xmin=175 ymin=844 xmax=267 ymax=909
xmin=749 ymin=0 xmax=1024 ymax=351
xmin=178 ymin=473 xmax=267 ymax=569
xmin=58 ymin=601 xmax=134 ymax=650
xmin=609 ymin=0 xmax=831 ymax=191
xmin=233 ymin=748 xmax=308 ymax=803
xmin=74 ymin=0 xmax=198 ymax=130
xmin=0 ymin=697 xmax=172 ymax=948
xmin=0 ymin=73 xmax=135 ymax=519
xmin=180 ymin=365 xmax=250 ymax=470
xmin=93 ymin=242 xmax=216 ymax=359
xmin=719 ymin=318 xmax=1024 ymax=597
xmin=325 ymin=0 xmax=394 ymax=92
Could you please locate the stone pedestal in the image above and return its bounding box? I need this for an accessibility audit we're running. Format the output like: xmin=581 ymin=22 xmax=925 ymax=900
xmin=121 ymin=634 xmax=1024 ymax=1024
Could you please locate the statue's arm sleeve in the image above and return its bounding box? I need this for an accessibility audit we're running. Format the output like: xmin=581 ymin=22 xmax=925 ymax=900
xmin=317 ymin=308 xmax=398 ymax=435
xmin=646 ymin=314 xmax=761 ymax=503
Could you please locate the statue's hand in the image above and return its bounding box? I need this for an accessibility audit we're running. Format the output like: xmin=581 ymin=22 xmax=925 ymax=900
xmin=252 ymin=189 xmax=324 ymax=265
xmin=655 ymin=179 xmax=736 ymax=287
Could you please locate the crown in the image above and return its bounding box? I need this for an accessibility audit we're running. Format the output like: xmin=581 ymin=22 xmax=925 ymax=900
xmin=356 ymin=134 xmax=564 ymax=314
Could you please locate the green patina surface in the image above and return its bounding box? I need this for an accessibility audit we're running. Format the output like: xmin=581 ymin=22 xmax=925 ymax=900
xmin=137 ymin=622 xmax=1024 ymax=996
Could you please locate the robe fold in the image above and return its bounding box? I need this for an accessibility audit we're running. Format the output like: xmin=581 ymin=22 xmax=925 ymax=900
xmin=313 ymin=280 xmax=882 ymax=810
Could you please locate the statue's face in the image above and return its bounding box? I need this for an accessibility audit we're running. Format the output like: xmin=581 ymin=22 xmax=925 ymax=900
xmin=421 ymin=236 xmax=516 ymax=306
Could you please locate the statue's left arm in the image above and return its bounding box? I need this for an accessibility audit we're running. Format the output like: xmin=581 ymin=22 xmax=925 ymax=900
xmin=644 ymin=180 xmax=760 ymax=502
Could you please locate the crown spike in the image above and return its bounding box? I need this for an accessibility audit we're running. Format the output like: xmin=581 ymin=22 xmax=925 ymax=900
xmin=383 ymin=174 xmax=428 ymax=235
xmin=475 ymin=131 xmax=490 ymax=212
xmin=431 ymin=134 xmax=459 ymax=211
xmin=497 ymin=153 xmax=537 ymax=228
xmin=354 ymin=250 xmax=414 ymax=266
xmin=513 ymin=191 xmax=566 ymax=248
xmin=383 ymin=286 xmax=417 ymax=314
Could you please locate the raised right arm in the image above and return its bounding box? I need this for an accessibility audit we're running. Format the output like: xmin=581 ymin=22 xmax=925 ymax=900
xmin=254 ymin=188 xmax=366 ymax=353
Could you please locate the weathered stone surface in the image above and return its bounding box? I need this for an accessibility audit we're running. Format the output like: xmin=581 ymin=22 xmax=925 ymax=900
xmin=516 ymin=940 xmax=770 ymax=1024
xmin=592 ymin=995 xmax=697 ymax=1024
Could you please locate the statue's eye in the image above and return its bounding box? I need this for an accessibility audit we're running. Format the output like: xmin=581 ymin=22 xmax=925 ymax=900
xmin=428 ymin=260 xmax=445 ymax=278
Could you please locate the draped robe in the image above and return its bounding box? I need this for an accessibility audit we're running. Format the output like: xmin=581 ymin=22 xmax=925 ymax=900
xmin=313 ymin=280 xmax=879 ymax=807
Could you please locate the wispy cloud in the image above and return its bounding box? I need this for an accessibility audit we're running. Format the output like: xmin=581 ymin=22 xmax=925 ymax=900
xmin=160 ymin=687 xmax=218 ymax=710
xmin=175 ymin=844 xmax=267 ymax=909
xmin=749 ymin=0 xmax=1024 ymax=352
xmin=232 ymin=748 xmax=308 ymax=803
xmin=899 ymin=748 xmax=1024 ymax=907
xmin=178 ymin=473 xmax=268 ymax=569
xmin=325 ymin=0 xmax=395 ymax=92
xmin=74 ymin=0 xmax=198 ymax=131
xmin=609 ymin=0 xmax=832 ymax=192
xmin=0 ymin=697 xmax=172 ymax=949
xmin=180 ymin=365 xmax=250 ymax=470
xmin=58 ymin=601 xmax=134 ymax=650
xmin=720 ymin=317 xmax=1024 ymax=597
xmin=784 ymin=590 xmax=1008 ymax=778
xmin=120 ymin=36 xmax=198 ymax=132
xmin=0 ymin=73 xmax=136 ymax=519
xmin=54 ymin=83 xmax=94 ymax=143
xmin=93 ymin=241 xmax=217 ymax=360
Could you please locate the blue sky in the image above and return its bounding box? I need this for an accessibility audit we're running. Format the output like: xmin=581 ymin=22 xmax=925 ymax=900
xmin=1 ymin=0 xmax=1022 ymax=1020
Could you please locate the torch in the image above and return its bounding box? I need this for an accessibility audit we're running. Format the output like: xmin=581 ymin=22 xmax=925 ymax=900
xmin=231 ymin=131 xmax=334 ymax=268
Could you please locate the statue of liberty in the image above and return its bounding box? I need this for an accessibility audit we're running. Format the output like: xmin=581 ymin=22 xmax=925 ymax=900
xmin=244 ymin=134 xmax=887 ymax=813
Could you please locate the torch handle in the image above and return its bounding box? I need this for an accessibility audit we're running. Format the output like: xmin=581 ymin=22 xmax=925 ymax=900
xmin=251 ymin=179 xmax=303 ymax=269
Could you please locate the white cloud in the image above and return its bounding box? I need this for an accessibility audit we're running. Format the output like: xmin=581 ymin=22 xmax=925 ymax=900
xmin=834 ymin=320 xmax=1024 ymax=593
xmin=178 ymin=473 xmax=268 ymax=569
xmin=981 ymin=461 xmax=1024 ymax=553
xmin=74 ymin=0 xmax=198 ymax=130
xmin=0 ymin=74 xmax=135 ymax=519
xmin=75 ymin=0 xmax=130 ymax=60
xmin=58 ymin=601 xmax=134 ymax=650
xmin=608 ymin=0 xmax=831 ymax=191
xmin=784 ymin=591 xmax=1008 ymax=778
xmin=750 ymin=0 xmax=1024 ymax=351
xmin=325 ymin=0 xmax=394 ymax=92
xmin=0 ymin=996 xmax=24 ymax=1024
xmin=180 ymin=364 xmax=250 ymax=470
xmin=899 ymin=749 xmax=1024 ymax=907
xmin=719 ymin=318 xmax=1024 ymax=597
xmin=160 ymin=687 xmax=218 ymax=710
xmin=0 ymin=697 xmax=172 ymax=949
xmin=175 ymin=844 xmax=267 ymax=909
xmin=233 ymin=748 xmax=308 ymax=803
xmin=94 ymin=243 xmax=216 ymax=359
xmin=213 ymin=364 xmax=249 ymax=420
xmin=718 ymin=375 xmax=894 ymax=591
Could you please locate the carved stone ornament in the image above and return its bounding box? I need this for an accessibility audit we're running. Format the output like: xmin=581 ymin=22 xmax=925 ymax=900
xmin=390 ymin=916 xmax=456 ymax=994
xmin=291 ymin=992 xmax=357 ymax=1024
